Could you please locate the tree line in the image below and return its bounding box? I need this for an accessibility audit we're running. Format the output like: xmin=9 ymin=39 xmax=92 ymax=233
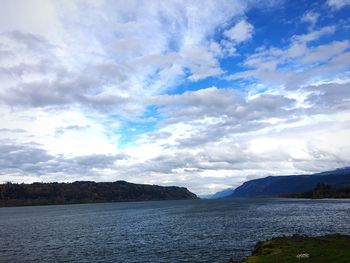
xmin=0 ymin=181 xmax=198 ymax=206
xmin=283 ymin=183 xmax=350 ymax=198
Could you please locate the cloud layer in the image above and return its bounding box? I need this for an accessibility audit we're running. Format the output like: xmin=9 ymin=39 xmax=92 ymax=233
xmin=1 ymin=0 xmax=350 ymax=194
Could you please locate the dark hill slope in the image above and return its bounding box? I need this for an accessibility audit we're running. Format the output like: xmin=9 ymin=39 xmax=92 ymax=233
xmin=0 ymin=181 xmax=198 ymax=206
xmin=230 ymin=168 xmax=350 ymax=198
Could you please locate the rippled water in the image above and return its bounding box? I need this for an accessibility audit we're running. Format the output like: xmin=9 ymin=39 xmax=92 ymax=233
xmin=1 ymin=198 xmax=350 ymax=263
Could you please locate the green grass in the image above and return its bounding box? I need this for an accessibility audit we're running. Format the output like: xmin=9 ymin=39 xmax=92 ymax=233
xmin=229 ymin=234 xmax=350 ymax=263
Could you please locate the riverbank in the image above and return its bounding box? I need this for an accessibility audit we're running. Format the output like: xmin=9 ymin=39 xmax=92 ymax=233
xmin=228 ymin=234 xmax=350 ymax=263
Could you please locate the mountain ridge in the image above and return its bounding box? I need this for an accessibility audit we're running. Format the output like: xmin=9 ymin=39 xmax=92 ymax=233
xmin=229 ymin=167 xmax=350 ymax=198
xmin=201 ymin=188 xmax=235 ymax=199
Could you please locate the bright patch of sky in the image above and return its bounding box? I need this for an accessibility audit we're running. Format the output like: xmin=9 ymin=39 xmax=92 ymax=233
xmin=0 ymin=0 xmax=349 ymax=194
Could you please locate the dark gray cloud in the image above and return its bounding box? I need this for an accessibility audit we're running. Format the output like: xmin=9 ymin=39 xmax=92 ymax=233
xmin=173 ymin=121 xmax=267 ymax=148
xmin=146 ymin=80 xmax=350 ymax=151
xmin=3 ymin=31 xmax=56 ymax=53
xmin=0 ymin=128 xmax=26 ymax=133
xmin=305 ymin=82 xmax=350 ymax=113
xmin=0 ymin=143 xmax=54 ymax=173
xmin=0 ymin=141 xmax=127 ymax=179
xmin=0 ymin=31 xmax=138 ymax=114
xmin=153 ymin=88 xmax=297 ymax=122
xmin=55 ymin=125 xmax=91 ymax=135
xmin=1 ymin=71 xmax=131 ymax=110
xmin=149 ymin=87 xmax=300 ymax=147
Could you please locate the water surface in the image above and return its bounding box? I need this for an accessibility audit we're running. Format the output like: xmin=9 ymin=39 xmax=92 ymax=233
xmin=1 ymin=198 xmax=350 ymax=262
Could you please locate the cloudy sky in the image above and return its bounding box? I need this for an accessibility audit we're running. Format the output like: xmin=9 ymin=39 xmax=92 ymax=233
xmin=0 ymin=0 xmax=350 ymax=195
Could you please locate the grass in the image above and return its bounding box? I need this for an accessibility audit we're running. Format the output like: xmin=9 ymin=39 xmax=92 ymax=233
xmin=229 ymin=234 xmax=350 ymax=263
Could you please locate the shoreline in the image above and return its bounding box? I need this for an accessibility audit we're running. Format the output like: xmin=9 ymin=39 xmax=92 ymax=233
xmin=228 ymin=234 xmax=350 ymax=263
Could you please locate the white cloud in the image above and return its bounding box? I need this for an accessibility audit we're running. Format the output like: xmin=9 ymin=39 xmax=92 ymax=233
xmin=224 ymin=20 xmax=254 ymax=43
xmin=182 ymin=45 xmax=224 ymax=81
xmin=327 ymin=0 xmax=350 ymax=10
xmin=301 ymin=11 xmax=319 ymax=27
xmin=292 ymin=26 xmax=335 ymax=43
xmin=227 ymin=26 xmax=349 ymax=88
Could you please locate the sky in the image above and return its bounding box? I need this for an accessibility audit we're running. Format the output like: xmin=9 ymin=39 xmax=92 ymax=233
xmin=0 ymin=0 xmax=349 ymax=195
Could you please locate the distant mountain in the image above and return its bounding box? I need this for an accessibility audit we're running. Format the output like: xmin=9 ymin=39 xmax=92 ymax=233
xmin=0 ymin=181 xmax=198 ymax=207
xmin=201 ymin=188 xmax=234 ymax=199
xmin=230 ymin=167 xmax=350 ymax=198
